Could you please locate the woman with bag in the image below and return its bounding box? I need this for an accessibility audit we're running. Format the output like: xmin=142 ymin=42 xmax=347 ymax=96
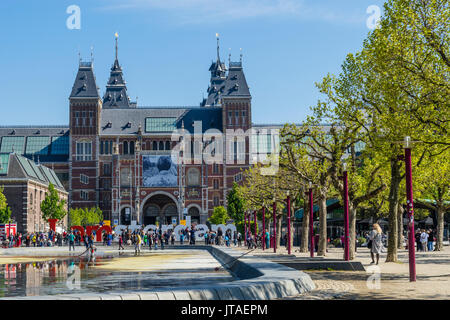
xmin=369 ymin=223 xmax=383 ymax=265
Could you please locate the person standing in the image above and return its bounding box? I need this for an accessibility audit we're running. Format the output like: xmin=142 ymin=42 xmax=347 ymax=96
xmin=265 ymin=229 xmax=270 ymax=249
xmin=135 ymin=233 xmax=142 ymax=254
xmin=420 ymin=229 xmax=429 ymax=252
xmin=369 ymin=223 xmax=383 ymax=265
xmin=68 ymin=232 xmax=75 ymax=252
xmin=428 ymin=229 xmax=435 ymax=252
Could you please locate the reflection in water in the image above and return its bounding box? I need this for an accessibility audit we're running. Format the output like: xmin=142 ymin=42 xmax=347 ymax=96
xmin=0 ymin=254 xmax=233 ymax=297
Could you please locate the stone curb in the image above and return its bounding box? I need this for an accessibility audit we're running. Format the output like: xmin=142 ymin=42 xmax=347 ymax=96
xmin=1 ymin=246 xmax=315 ymax=300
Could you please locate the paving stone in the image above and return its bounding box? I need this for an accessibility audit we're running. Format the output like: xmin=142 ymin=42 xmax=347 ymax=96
xmin=172 ymin=290 xmax=191 ymax=300
xmin=156 ymin=291 xmax=176 ymax=300
xmin=138 ymin=292 xmax=159 ymax=300
xmin=187 ymin=290 xmax=206 ymax=300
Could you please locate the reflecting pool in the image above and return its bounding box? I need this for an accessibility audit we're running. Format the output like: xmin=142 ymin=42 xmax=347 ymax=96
xmin=0 ymin=250 xmax=234 ymax=297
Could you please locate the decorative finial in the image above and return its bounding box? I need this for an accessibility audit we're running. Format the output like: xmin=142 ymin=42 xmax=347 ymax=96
xmin=240 ymin=48 xmax=243 ymax=63
xmin=216 ymin=33 xmax=220 ymax=62
xmin=90 ymin=45 xmax=94 ymax=63
xmin=228 ymin=48 xmax=231 ymax=65
xmin=78 ymin=50 xmax=81 ymax=64
xmin=115 ymin=32 xmax=119 ymax=61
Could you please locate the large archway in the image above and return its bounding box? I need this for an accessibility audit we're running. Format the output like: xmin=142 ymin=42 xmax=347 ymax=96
xmin=142 ymin=193 xmax=178 ymax=226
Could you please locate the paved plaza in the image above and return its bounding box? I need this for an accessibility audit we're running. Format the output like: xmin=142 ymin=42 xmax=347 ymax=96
xmin=235 ymin=245 xmax=450 ymax=299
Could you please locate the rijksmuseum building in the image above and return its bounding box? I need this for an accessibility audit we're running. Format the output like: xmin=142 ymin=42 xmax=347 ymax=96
xmin=0 ymin=38 xmax=278 ymax=229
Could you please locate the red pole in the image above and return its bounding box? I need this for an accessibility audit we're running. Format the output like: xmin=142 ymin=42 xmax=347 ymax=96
xmin=273 ymin=200 xmax=277 ymax=253
xmin=405 ymin=145 xmax=416 ymax=282
xmin=262 ymin=207 xmax=266 ymax=251
xmin=287 ymin=194 xmax=291 ymax=255
xmin=244 ymin=212 xmax=247 ymax=247
xmin=309 ymin=188 xmax=314 ymax=258
xmin=343 ymin=169 xmax=350 ymax=261
xmin=253 ymin=210 xmax=257 ymax=243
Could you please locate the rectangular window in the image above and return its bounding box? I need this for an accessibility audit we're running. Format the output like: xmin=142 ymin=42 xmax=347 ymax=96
xmin=145 ymin=117 xmax=177 ymax=132
xmin=80 ymin=190 xmax=88 ymax=200
xmin=76 ymin=141 xmax=92 ymax=161
xmin=213 ymin=179 xmax=219 ymax=190
xmin=234 ymin=173 xmax=243 ymax=183
xmin=213 ymin=196 xmax=220 ymax=207
xmin=213 ymin=163 xmax=219 ymax=174
xmin=103 ymin=179 xmax=111 ymax=189
xmin=228 ymin=111 xmax=233 ymax=125
xmin=80 ymin=174 xmax=89 ymax=185
xmin=103 ymin=163 xmax=111 ymax=175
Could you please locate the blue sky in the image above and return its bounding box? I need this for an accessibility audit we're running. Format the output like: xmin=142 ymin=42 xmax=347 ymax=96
xmin=0 ymin=0 xmax=385 ymax=126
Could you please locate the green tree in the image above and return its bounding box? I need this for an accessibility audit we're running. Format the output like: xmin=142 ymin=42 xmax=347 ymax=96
xmin=226 ymin=183 xmax=245 ymax=223
xmin=40 ymin=183 xmax=67 ymax=221
xmin=208 ymin=206 xmax=230 ymax=225
xmin=69 ymin=207 xmax=103 ymax=226
xmin=0 ymin=187 xmax=11 ymax=224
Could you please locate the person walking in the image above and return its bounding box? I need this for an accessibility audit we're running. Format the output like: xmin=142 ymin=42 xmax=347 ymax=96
xmin=369 ymin=223 xmax=383 ymax=265
xmin=118 ymin=234 xmax=125 ymax=250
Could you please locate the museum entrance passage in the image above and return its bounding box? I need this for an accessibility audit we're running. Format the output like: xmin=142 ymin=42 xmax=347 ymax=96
xmin=143 ymin=193 xmax=178 ymax=226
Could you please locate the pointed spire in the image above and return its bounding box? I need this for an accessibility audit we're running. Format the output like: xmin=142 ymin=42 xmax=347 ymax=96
xmin=240 ymin=48 xmax=243 ymax=63
xmin=102 ymin=32 xmax=130 ymax=108
xmin=216 ymin=33 xmax=220 ymax=63
xmin=115 ymin=32 xmax=119 ymax=61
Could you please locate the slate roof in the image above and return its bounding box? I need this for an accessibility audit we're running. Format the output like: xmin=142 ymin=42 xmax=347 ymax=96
xmin=102 ymin=57 xmax=131 ymax=108
xmin=0 ymin=153 xmax=66 ymax=191
xmin=201 ymin=60 xmax=251 ymax=107
xmin=99 ymin=107 xmax=222 ymax=135
xmin=69 ymin=62 xmax=100 ymax=99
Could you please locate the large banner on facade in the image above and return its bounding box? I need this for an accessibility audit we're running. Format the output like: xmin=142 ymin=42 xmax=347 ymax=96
xmin=142 ymin=155 xmax=178 ymax=187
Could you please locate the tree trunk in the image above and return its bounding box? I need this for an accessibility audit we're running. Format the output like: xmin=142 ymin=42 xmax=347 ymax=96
xmin=397 ymin=202 xmax=404 ymax=249
xmin=317 ymin=193 xmax=327 ymax=256
xmin=435 ymin=206 xmax=445 ymax=251
xmin=386 ymin=159 xmax=401 ymax=262
xmin=349 ymin=204 xmax=357 ymax=260
xmin=300 ymin=198 xmax=309 ymax=252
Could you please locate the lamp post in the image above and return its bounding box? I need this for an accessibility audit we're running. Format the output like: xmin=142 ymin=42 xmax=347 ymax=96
xmin=343 ymin=162 xmax=350 ymax=261
xmin=262 ymin=205 xmax=266 ymax=251
xmin=273 ymin=197 xmax=277 ymax=253
xmin=404 ymin=136 xmax=416 ymax=282
xmin=286 ymin=190 xmax=291 ymax=255
xmin=308 ymin=181 xmax=314 ymax=258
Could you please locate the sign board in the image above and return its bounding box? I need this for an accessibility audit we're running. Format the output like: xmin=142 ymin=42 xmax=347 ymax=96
xmin=113 ymin=219 xmax=119 ymax=225
xmin=226 ymin=219 xmax=234 ymax=224
xmin=183 ymin=208 xmax=188 ymax=215
xmin=180 ymin=220 xmax=186 ymax=226
xmin=0 ymin=223 xmax=17 ymax=239
xmin=172 ymin=218 xmax=177 ymax=225
xmin=103 ymin=220 xmax=111 ymax=226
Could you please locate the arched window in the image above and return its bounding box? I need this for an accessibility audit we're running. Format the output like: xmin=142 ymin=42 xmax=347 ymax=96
xmin=159 ymin=141 xmax=164 ymax=150
xmin=165 ymin=141 xmax=171 ymax=150
xmin=123 ymin=141 xmax=129 ymax=155
xmin=130 ymin=141 xmax=135 ymax=155
xmin=153 ymin=141 xmax=157 ymax=150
